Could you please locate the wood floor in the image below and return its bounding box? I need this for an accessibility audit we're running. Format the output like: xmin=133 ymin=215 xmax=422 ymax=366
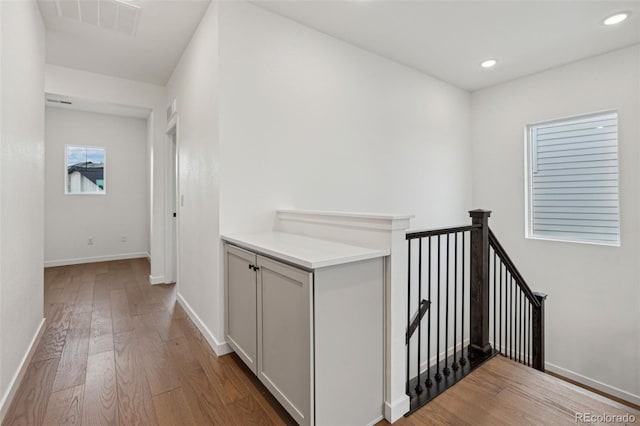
xmin=384 ymin=356 xmax=639 ymax=426
xmin=2 ymin=259 xmax=295 ymax=426
xmin=3 ymin=259 xmax=638 ymax=425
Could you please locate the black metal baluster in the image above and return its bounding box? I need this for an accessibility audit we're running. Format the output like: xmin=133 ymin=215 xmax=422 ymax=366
xmin=452 ymin=233 xmax=459 ymax=372
xmin=406 ymin=240 xmax=411 ymax=395
xmin=415 ymin=240 xmax=424 ymax=394
xmin=519 ymin=290 xmax=523 ymax=363
xmin=529 ymin=299 xmax=533 ymax=367
xmin=443 ymin=234 xmax=450 ymax=376
xmin=435 ymin=235 xmax=442 ymax=382
xmin=510 ymin=275 xmax=514 ymax=360
xmin=505 ymin=270 xmax=513 ymax=359
xmin=499 ymin=261 xmax=503 ymax=354
xmin=426 ymin=237 xmax=433 ymax=387
xmin=524 ymin=297 xmax=528 ymax=366
xmin=493 ymin=250 xmax=496 ymax=353
xmin=460 ymin=232 xmax=466 ymax=367
xmin=516 ymin=286 xmax=519 ymax=363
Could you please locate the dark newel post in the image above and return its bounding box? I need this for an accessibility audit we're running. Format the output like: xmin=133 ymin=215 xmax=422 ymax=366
xmin=532 ymin=291 xmax=547 ymax=371
xmin=469 ymin=209 xmax=492 ymax=359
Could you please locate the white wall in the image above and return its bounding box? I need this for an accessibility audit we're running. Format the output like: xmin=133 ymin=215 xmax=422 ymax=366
xmin=45 ymin=65 xmax=168 ymax=282
xmin=471 ymin=45 xmax=640 ymax=403
xmin=165 ymin=2 xmax=223 ymax=349
xmin=219 ymin=2 xmax=472 ymax=235
xmin=166 ymin=1 xmax=472 ymax=367
xmin=0 ymin=0 xmax=45 ymax=419
xmin=44 ymin=108 xmax=149 ymax=266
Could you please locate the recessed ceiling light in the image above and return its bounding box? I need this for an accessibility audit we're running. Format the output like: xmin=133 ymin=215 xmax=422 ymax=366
xmin=603 ymin=12 xmax=629 ymax=26
xmin=480 ymin=59 xmax=497 ymax=69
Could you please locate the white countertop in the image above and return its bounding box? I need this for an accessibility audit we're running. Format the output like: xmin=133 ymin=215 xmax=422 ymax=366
xmin=221 ymin=232 xmax=389 ymax=269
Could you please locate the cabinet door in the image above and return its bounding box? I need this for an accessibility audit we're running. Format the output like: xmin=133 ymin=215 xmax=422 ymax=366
xmin=224 ymin=244 xmax=257 ymax=373
xmin=256 ymin=256 xmax=313 ymax=426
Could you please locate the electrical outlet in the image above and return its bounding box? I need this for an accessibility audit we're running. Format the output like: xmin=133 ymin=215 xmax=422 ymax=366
xmin=121 ymin=235 xmax=127 ymax=243
xmin=88 ymin=237 xmax=94 ymax=245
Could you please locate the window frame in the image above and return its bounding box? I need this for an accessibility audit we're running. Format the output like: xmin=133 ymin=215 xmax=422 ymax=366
xmin=524 ymin=110 xmax=620 ymax=247
xmin=64 ymin=144 xmax=107 ymax=196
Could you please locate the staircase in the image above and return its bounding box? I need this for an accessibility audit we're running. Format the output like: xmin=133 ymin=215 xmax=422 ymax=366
xmin=404 ymin=210 xmax=547 ymax=415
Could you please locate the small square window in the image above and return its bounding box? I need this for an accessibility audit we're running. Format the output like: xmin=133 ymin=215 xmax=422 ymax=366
xmin=525 ymin=111 xmax=619 ymax=246
xmin=65 ymin=145 xmax=106 ymax=195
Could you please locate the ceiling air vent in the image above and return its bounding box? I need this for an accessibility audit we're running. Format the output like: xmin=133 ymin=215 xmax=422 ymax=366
xmin=55 ymin=0 xmax=141 ymax=36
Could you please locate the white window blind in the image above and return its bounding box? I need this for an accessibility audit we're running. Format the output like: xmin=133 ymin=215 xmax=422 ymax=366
xmin=526 ymin=111 xmax=620 ymax=246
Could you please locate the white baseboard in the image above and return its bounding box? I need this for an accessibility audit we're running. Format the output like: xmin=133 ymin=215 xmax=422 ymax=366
xmin=545 ymin=362 xmax=640 ymax=406
xmin=366 ymin=415 xmax=384 ymax=426
xmin=384 ymin=395 xmax=410 ymax=423
xmin=0 ymin=318 xmax=46 ymax=423
xmin=149 ymin=275 xmax=166 ymax=285
xmin=177 ymin=293 xmax=232 ymax=356
xmin=145 ymin=252 xmax=151 ymax=262
xmin=44 ymin=252 xmax=147 ymax=268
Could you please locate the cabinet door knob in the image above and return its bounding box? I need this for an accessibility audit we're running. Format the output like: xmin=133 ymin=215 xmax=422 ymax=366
xmin=248 ymin=264 xmax=254 ymax=270
xmin=253 ymin=266 xmax=260 ymax=271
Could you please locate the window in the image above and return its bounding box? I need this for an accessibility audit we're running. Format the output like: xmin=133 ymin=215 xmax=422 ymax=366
xmin=65 ymin=145 xmax=106 ymax=195
xmin=525 ymin=111 xmax=619 ymax=246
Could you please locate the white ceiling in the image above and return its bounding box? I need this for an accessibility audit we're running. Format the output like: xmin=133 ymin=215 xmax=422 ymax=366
xmin=38 ymin=1 xmax=640 ymax=90
xmin=254 ymin=0 xmax=640 ymax=91
xmin=38 ymin=0 xmax=211 ymax=86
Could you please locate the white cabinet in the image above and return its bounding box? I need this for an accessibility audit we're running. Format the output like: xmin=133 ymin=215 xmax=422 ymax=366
xmin=257 ymin=257 xmax=313 ymax=425
xmin=223 ymin=233 xmax=385 ymax=426
xmin=224 ymin=245 xmax=258 ymax=373
xmin=225 ymin=245 xmax=313 ymax=424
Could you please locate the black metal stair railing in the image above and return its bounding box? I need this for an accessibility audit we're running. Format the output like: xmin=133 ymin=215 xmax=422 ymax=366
xmin=405 ymin=210 xmax=547 ymax=416
xmin=405 ymin=224 xmax=481 ymax=413
xmin=489 ymin=228 xmax=547 ymax=370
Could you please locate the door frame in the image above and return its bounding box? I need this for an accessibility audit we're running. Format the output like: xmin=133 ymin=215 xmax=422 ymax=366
xmin=165 ymin=116 xmax=179 ymax=284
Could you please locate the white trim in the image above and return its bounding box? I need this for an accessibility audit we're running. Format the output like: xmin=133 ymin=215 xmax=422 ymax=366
xmin=149 ymin=274 xmax=165 ymax=285
xmin=44 ymin=252 xmax=147 ymax=268
xmin=525 ymin=234 xmax=620 ymax=248
xmin=276 ymin=209 xmax=414 ymax=232
xmin=365 ymin=415 xmax=385 ymax=426
xmin=383 ymin=395 xmax=410 ymax=424
xmin=145 ymin=252 xmax=151 ymax=262
xmin=177 ymin=292 xmax=232 ymax=356
xmin=545 ymin=362 xmax=640 ymax=406
xmin=0 ymin=319 xmax=46 ymax=423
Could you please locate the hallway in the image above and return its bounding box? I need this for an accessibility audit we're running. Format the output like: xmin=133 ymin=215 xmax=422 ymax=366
xmin=2 ymin=259 xmax=294 ymax=425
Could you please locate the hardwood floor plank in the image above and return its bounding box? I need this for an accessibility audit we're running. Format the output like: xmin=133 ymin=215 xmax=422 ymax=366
xmin=176 ymin=318 xmax=246 ymax=405
xmin=223 ymin=353 xmax=294 ymax=426
xmin=42 ymin=384 xmax=84 ymax=425
xmin=141 ymin=347 xmax=181 ymax=397
xmin=2 ymin=357 xmax=60 ymax=426
xmin=137 ymin=309 xmax=184 ymax=342
xmin=32 ymin=303 xmax=72 ymax=362
xmin=114 ymin=330 xmax=158 ymax=425
xmin=83 ymin=351 xmax=118 ymax=426
xmin=52 ymin=312 xmax=92 ymax=392
xmin=227 ymin=396 xmax=275 ymax=426
xmin=88 ymin=307 xmax=114 ymax=356
xmin=152 ymin=388 xmax=197 ymax=426
xmin=110 ymin=289 xmax=133 ymax=333
xmin=73 ymin=279 xmax=95 ymax=314
xmin=165 ymin=337 xmax=233 ymax=425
